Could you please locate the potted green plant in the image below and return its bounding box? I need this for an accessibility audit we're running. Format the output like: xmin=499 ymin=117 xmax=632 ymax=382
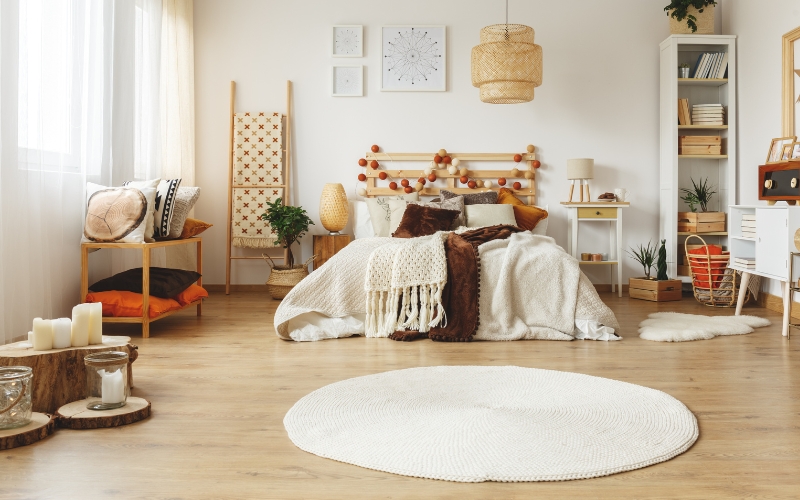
xmin=628 ymin=240 xmax=683 ymax=301
xmin=678 ymin=177 xmax=725 ymax=235
xmin=665 ymin=0 xmax=716 ymax=34
xmin=679 ymin=62 xmax=691 ymax=78
xmin=260 ymin=198 xmax=315 ymax=299
xmin=680 ymin=177 xmax=716 ymax=213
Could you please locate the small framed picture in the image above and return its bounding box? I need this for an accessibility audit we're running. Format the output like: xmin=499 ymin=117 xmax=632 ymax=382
xmin=332 ymin=65 xmax=363 ymax=97
xmin=381 ymin=25 xmax=446 ymax=92
xmin=781 ymin=143 xmax=794 ymax=161
xmin=332 ymin=25 xmax=363 ymax=57
xmin=767 ymin=136 xmax=797 ymax=163
xmin=790 ymin=142 xmax=800 ymax=161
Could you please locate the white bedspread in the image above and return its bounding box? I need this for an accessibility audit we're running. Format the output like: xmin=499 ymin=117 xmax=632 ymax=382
xmin=274 ymin=234 xmax=619 ymax=341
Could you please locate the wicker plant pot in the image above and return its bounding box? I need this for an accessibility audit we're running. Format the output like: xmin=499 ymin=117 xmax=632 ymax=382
xmin=669 ymin=5 xmax=715 ymax=35
xmin=263 ymin=255 xmax=314 ymax=300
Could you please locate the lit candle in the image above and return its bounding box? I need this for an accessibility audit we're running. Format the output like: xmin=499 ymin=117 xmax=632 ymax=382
xmin=100 ymin=369 xmax=125 ymax=404
xmin=32 ymin=318 xmax=53 ymax=351
xmin=27 ymin=331 xmax=33 ymax=345
xmin=71 ymin=304 xmax=90 ymax=347
xmin=88 ymin=303 xmax=103 ymax=344
xmin=52 ymin=318 xmax=72 ymax=349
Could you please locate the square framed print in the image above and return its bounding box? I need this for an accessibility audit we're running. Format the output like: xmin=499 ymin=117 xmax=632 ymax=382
xmin=332 ymin=25 xmax=363 ymax=57
xmin=332 ymin=65 xmax=363 ymax=97
xmin=381 ymin=26 xmax=446 ymax=92
xmin=767 ymin=136 xmax=796 ymax=163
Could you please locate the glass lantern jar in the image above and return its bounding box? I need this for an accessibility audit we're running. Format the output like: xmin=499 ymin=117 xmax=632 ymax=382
xmin=0 ymin=366 xmax=33 ymax=429
xmin=84 ymin=351 xmax=129 ymax=410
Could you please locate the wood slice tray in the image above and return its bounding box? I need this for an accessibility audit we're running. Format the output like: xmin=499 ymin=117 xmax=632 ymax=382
xmin=56 ymin=397 xmax=151 ymax=430
xmin=0 ymin=412 xmax=56 ymax=450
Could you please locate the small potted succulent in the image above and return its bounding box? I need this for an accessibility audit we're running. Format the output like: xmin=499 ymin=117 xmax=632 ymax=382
xmin=678 ymin=177 xmax=725 ymax=234
xmin=665 ymin=0 xmax=716 ymax=34
xmin=628 ymin=240 xmax=682 ymax=301
xmin=260 ymin=198 xmax=315 ymax=299
xmin=679 ymin=62 xmax=691 ymax=78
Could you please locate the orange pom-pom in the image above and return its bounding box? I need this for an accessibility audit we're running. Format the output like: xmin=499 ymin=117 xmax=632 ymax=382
xmin=404 ymin=186 xmax=413 ymax=194
xmin=514 ymin=154 xmax=522 ymax=163
xmin=531 ymin=160 xmax=541 ymax=169
xmin=370 ymin=160 xmax=379 ymax=169
xmin=433 ymin=155 xmax=442 ymax=164
xmin=498 ymin=177 xmax=507 ymax=186
xmin=468 ymin=180 xmax=477 ymax=189
xmin=400 ymin=179 xmax=410 ymax=187
xmin=389 ymin=181 xmax=398 ymax=190
xmin=358 ymin=158 xmax=367 ymax=167
xmin=512 ymin=182 xmax=522 ymax=190
xmin=418 ymin=177 xmax=426 ymax=185
xmin=371 ymin=144 xmax=379 ymax=153
xmin=379 ymin=171 xmax=388 ymax=180
xmin=357 ymin=173 xmax=367 ymax=182
xmin=442 ymin=156 xmax=452 ymax=164
xmin=460 ymin=176 xmax=469 ymax=184
xmin=428 ymin=173 xmax=437 ymax=182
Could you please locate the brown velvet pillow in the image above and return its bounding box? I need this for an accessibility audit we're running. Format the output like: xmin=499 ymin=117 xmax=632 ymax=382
xmin=392 ymin=204 xmax=461 ymax=239
xmin=441 ymin=189 xmax=498 ymax=205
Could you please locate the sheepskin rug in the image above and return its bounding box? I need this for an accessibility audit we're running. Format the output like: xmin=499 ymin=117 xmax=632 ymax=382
xmin=639 ymin=312 xmax=771 ymax=342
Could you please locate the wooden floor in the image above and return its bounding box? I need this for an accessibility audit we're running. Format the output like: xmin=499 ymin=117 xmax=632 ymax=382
xmin=1 ymin=292 xmax=798 ymax=499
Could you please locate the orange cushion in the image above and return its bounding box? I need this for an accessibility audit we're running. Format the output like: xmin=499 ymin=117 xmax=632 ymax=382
xmin=496 ymin=188 xmax=548 ymax=230
xmin=174 ymin=284 xmax=208 ymax=306
xmin=180 ymin=218 xmax=213 ymax=239
xmin=688 ymin=245 xmax=727 ymax=289
xmin=85 ymin=291 xmax=182 ymax=319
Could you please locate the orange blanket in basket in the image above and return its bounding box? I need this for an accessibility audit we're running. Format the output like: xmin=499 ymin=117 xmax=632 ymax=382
xmin=688 ymin=245 xmax=727 ymax=290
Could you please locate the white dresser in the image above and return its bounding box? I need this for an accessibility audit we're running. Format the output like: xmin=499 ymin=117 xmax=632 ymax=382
xmin=729 ymin=205 xmax=800 ymax=337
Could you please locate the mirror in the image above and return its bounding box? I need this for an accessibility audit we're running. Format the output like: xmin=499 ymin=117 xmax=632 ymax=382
xmin=783 ymin=26 xmax=800 ymax=136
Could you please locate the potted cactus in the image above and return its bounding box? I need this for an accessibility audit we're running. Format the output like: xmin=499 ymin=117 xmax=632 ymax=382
xmin=628 ymin=240 xmax=682 ymax=301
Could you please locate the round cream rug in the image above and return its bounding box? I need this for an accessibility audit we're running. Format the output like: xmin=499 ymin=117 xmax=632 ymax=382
xmin=284 ymin=366 xmax=698 ymax=482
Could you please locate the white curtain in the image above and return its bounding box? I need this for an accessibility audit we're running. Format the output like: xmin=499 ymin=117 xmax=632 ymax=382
xmin=0 ymin=0 xmax=195 ymax=344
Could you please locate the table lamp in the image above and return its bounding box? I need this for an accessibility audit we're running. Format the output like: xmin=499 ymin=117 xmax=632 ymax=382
xmin=566 ymin=159 xmax=594 ymax=202
xmin=319 ymin=183 xmax=348 ymax=235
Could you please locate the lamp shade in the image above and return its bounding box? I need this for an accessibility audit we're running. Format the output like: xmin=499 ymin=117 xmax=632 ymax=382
xmin=319 ymin=183 xmax=348 ymax=234
xmin=471 ymin=24 xmax=543 ymax=104
xmin=566 ymin=159 xmax=594 ymax=180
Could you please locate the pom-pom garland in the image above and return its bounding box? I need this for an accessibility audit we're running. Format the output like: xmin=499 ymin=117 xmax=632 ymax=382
xmin=389 ymin=181 xmax=398 ymax=190
xmin=369 ymin=160 xmax=379 ymax=169
xmin=371 ymin=144 xmax=380 ymax=153
xmin=379 ymin=171 xmax=388 ymax=180
xmin=513 ymin=182 xmax=522 ymax=190
xmin=400 ymin=179 xmax=410 ymax=187
xmin=513 ymin=154 xmax=522 ymax=163
xmin=358 ymin=158 xmax=367 ymax=167
xmin=357 ymin=173 xmax=367 ymax=182
xmin=498 ymin=177 xmax=507 ymax=186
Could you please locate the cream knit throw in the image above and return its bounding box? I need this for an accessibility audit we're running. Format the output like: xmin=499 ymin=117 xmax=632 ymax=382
xmin=365 ymin=232 xmax=448 ymax=337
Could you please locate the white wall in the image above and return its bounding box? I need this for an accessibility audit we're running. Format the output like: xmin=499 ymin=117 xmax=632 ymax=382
xmin=724 ymin=1 xmax=800 ymax=298
xmin=194 ymin=0 xmax=693 ymax=285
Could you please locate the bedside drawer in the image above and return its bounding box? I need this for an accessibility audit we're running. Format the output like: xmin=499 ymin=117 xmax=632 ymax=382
xmin=578 ymin=207 xmax=617 ymax=219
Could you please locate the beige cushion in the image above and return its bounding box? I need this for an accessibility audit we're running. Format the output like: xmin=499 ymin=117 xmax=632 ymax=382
xmin=168 ymin=187 xmax=202 ymax=239
xmin=465 ymin=204 xmax=517 ymax=228
xmin=366 ymin=194 xmax=420 ymax=237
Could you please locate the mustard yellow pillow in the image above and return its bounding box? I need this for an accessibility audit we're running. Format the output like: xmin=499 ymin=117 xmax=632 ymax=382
xmin=497 ymin=188 xmax=548 ymax=230
xmin=180 ymin=218 xmax=213 ymax=239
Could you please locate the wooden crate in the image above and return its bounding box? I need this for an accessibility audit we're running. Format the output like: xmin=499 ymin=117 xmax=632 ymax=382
xmin=679 ymin=136 xmax=722 ymax=155
xmin=677 ymin=212 xmax=726 ymax=233
xmin=680 ymin=145 xmax=722 ymax=155
xmin=629 ymin=278 xmax=683 ymax=302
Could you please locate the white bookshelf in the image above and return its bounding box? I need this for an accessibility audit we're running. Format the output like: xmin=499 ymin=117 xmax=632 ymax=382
xmin=659 ymin=35 xmax=737 ymax=283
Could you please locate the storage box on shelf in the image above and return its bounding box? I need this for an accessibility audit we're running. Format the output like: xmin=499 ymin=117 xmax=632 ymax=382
xmin=677 ymin=212 xmax=726 ymax=233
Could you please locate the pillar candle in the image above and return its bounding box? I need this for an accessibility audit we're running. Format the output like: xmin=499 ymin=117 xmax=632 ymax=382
xmin=100 ymin=369 xmax=125 ymax=404
xmin=88 ymin=302 xmax=103 ymax=344
xmin=52 ymin=317 xmax=72 ymax=349
xmin=27 ymin=332 xmax=33 ymax=345
xmin=32 ymin=318 xmax=53 ymax=351
xmin=71 ymin=304 xmax=90 ymax=347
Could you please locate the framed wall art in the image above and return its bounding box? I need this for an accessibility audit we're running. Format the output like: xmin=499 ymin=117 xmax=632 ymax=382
xmin=381 ymin=26 xmax=446 ymax=92
xmin=333 ymin=25 xmax=363 ymax=57
xmin=332 ymin=65 xmax=363 ymax=97
xmin=767 ymin=136 xmax=796 ymax=163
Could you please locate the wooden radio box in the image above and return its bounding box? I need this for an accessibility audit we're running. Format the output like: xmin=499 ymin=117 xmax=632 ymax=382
xmin=759 ymin=162 xmax=800 ymax=205
xmin=629 ymin=278 xmax=682 ymax=302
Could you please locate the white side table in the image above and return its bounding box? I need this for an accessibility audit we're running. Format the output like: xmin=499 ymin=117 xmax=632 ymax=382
xmin=561 ymin=202 xmax=630 ymax=298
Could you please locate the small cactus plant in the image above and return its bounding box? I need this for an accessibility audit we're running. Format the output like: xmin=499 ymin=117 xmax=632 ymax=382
xmin=656 ymin=239 xmax=669 ymax=281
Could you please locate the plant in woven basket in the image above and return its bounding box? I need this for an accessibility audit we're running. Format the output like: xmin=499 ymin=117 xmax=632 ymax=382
xmin=664 ymin=0 xmax=717 ymax=33
xmin=260 ymin=198 xmax=314 ymax=267
xmin=680 ymin=177 xmax=717 ymax=213
xmin=627 ymin=241 xmax=657 ymax=280
xmin=656 ymin=239 xmax=669 ymax=281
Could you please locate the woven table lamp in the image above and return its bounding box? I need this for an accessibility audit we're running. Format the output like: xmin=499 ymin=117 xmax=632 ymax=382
xmin=319 ymin=183 xmax=349 ymax=235
xmin=566 ymin=159 xmax=594 ymax=202
xmin=471 ymin=23 xmax=543 ymax=104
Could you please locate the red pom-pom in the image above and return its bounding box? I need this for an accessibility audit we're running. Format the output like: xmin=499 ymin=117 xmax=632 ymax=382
xmin=428 ymin=173 xmax=437 ymax=182
xmin=369 ymin=160 xmax=379 ymax=169
xmin=418 ymin=177 xmax=426 ymax=185
xmin=357 ymin=173 xmax=367 ymax=182
xmin=404 ymin=186 xmax=413 ymax=194
xmin=400 ymin=179 xmax=410 ymax=187
xmin=512 ymin=182 xmax=522 ymax=190
xmin=358 ymin=158 xmax=367 ymax=167
xmin=379 ymin=171 xmax=388 ymax=180
xmin=442 ymin=156 xmax=452 ymax=164
xmin=460 ymin=176 xmax=469 ymax=184
xmin=468 ymin=180 xmax=477 ymax=189
xmin=433 ymin=155 xmax=442 ymax=164
xmin=513 ymin=154 xmax=523 ymax=163
xmin=389 ymin=182 xmax=398 ymax=190
xmin=371 ymin=144 xmax=380 ymax=153
xmin=498 ymin=177 xmax=507 ymax=186
xmin=531 ymin=160 xmax=541 ymax=169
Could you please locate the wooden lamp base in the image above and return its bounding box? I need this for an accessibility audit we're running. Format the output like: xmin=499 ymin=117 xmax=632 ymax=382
xmin=567 ymin=179 xmax=591 ymax=202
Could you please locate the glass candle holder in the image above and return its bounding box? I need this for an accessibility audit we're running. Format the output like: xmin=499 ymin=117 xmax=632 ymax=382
xmin=84 ymin=351 xmax=129 ymax=410
xmin=0 ymin=366 xmax=33 ymax=430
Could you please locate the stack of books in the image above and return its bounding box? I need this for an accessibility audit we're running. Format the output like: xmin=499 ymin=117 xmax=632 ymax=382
xmin=741 ymin=214 xmax=756 ymax=239
xmin=679 ymin=135 xmax=721 ymax=155
xmin=733 ymin=257 xmax=756 ymax=270
xmin=678 ymin=98 xmax=692 ymax=125
xmin=690 ymin=52 xmax=729 ymax=79
xmin=692 ymin=104 xmax=725 ymax=126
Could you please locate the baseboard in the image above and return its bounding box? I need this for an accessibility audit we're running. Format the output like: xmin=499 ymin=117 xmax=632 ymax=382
xmin=594 ymin=284 xmax=630 ymax=292
xmin=757 ymin=291 xmax=800 ymax=320
xmin=204 ymin=284 xmax=268 ymax=292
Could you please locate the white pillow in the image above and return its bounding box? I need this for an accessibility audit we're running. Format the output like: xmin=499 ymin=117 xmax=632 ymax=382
xmin=83 ymin=183 xmax=157 ymax=243
xmin=387 ymin=199 xmax=409 ymax=234
xmin=465 ymin=204 xmax=517 ymax=228
xmin=167 ymin=187 xmax=201 ymax=239
xmin=365 ymin=193 xmax=420 ymax=237
xmin=352 ymin=201 xmax=375 ymax=239
xmin=122 ymin=179 xmax=161 ymax=240
xmin=531 ymin=205 xmax=549 ymax=235
xmin=124 ymin=178 xmax=181 ymax=238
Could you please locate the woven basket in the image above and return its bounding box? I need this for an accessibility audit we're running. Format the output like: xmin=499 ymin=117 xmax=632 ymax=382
xmin=263 ymin=255 xmax=315 ymax=300
xmin=669 ymin=5 xmax=715 ymax=35
xmin=471 ymin=24 xmax=543 ymax=104
xmin=684 ymin=235 xmax=747 ymax=307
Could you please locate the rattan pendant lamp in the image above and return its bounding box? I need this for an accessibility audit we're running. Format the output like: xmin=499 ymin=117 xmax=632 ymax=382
xmin=471 ymin=0 xmax=543 ymax=104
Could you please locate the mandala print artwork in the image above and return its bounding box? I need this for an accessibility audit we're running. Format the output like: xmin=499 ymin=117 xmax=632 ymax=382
xmin=382 ymin=26 xmax=446 ymax=91
xmin=332 ymin=66 xmax=363 ymax=96
xmin=333 ymin=26 xmax=362 ymax=57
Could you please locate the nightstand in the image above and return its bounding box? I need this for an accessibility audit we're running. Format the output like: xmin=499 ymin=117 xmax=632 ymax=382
xmin=561 ymin=202 xmax=630 ymax=298
xmin=312 ymin=234 xmax=351 ymax=270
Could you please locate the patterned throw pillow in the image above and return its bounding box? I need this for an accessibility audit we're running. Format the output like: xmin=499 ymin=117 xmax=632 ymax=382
xmin=168 ymin=187 xmax=201 ymax=239
xmin=440 ymin=189 xmax=498 ymax=205
xmin=410 ymin=195 xmax=465 ymax=228
xmin=83 ymin=183 xmax=157 ymax=243
xmin=124 ymin=178 xmax=181 ymax=238
xmin=365 ymin=193 xmax=420 ymax=237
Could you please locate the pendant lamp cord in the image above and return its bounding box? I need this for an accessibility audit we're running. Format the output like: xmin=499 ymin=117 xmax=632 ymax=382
xmin=505 ymin=0 xmax=508 ymax=26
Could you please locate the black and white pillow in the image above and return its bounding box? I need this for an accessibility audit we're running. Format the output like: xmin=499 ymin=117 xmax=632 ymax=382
xmin=124 ymin=178 xmax=181 ymax=238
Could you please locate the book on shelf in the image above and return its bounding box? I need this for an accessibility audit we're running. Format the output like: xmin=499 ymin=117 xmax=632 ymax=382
xmin=741 ymin=231 xmax=756 ymax=239
xmin=677 ymin=98 xmax=691 ymax=125
xmin=741 ymin=220 xmax=757 ymax=228
xmin=741 ymin=214 xmax=756 ymax=221
xmin=690 ymin=52 xmax=729 ymax=79
xmin=733 ymin=257 xmax=756 ymax=268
